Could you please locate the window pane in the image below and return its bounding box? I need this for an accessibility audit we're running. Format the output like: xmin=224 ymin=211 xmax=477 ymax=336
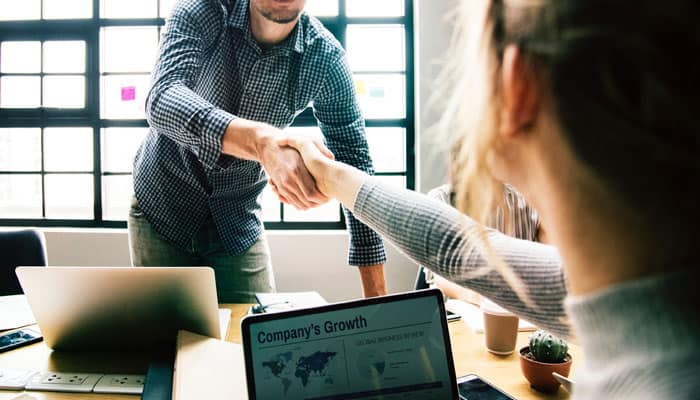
xmin=305 ymin=0 xmax=338 ymax=17
xmin=346 ymin=25 xmax=404 ymax=72
xmin=44 ymin=128 xmax=93 ymax=172
xmin=101 ymin=0 xmax=157 ymax=18
xmin=0 ymin=175 xmax=42 ymax=218
xmin=43 ymin=0 xmax=92 ymax=19
xmin=43 ymin=76 xmax=85 ymax=108
xmin=260 ymin=185 xmax=281 ymax=222
xmin=1 ymin=41 xmax=41 ymax=73
xmin=101 ymin=74 xmax=150 ymax=119
xmin=102 ymin=175 xmax=132 ymax=220
xmin=283 ymin=200 xmax=341 ymax=222
xmin=375 ymin=175 xmax=406 ymax=189
xmin=102 ymin=128 xmax=148 ymax=172
xmin=0 ymin=129 xmax=41 ymax=171
xmin=346 ymin=0 xmax=404 ymax=17
xmin=43 ymin=41 xmax=86 ymax=73
xmin=354 ymin=74 xmax=405 ymax=119
xmin=159 ymin=0 xmax=178 ymax=18
xmin=45 ymin=174 xmax=93 ymax=219
xmin=0 ymin=76 xmax=41 ymax=108
xmin=366 ymin=127 xmax=405 ymax=172
xmin=0 ymin=0 xmax=40 ymax=21
xmin=101 ymin=27 xmax=159 ymax=73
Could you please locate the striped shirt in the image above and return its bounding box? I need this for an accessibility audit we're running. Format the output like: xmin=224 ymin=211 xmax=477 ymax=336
xmin=133 ymin=0 xmax=386 ymax=266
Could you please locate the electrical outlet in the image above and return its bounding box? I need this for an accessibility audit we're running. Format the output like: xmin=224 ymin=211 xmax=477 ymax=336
xmin=0 ymin=369 xmax=39 ymax=390
xmin=93 ymin=374 xmax=146 ymax=394
xmin=25 ymin=372 xmax=103 ymax=392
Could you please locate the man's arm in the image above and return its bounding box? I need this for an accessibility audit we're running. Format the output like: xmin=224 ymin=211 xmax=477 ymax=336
xmin=359 ymin=264 xmax=387 ymax=297
xmin=312 ymin=52 xmax=388 ymax=296
xmin=145 ymin=2 xmax=326 ymax=208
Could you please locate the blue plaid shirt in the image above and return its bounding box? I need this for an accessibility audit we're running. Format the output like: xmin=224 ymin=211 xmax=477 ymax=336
xmin=133 ymin=0 xmax=386 ymax=266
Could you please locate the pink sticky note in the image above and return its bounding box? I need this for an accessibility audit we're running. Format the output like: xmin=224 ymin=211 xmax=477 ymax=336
xmin=121 ymin=86 xmax=136 ymax=101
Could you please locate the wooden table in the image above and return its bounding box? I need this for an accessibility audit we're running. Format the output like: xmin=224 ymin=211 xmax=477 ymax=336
xmin=0 ymin=304 xmax=579 ymax=400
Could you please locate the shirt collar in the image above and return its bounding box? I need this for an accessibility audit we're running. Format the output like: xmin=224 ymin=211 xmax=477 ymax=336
xmin=228 ymin=0 xmax=305 ymax=54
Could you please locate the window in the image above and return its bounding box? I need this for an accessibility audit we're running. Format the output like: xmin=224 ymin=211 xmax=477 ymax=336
xmin=0 ymin=0 xmax=414 ymax=229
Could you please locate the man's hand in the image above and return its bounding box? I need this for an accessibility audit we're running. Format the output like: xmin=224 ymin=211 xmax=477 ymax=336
xmin=358 ymin=264 xmax=387 ymax=298
xmin=259 ymin=137 xmax=328 ymax=210
xmin=278 ymin=132 xmax=369 ymax=211
xmin=222 ymin=118 xmax=333 ymax=210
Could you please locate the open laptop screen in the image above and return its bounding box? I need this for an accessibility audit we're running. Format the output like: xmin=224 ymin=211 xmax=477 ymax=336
xmin=241 ymin=289 xmax=458 ymax=400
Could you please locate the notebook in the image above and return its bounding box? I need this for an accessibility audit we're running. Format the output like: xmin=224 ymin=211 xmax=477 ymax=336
xmin=241 ymin=288 xmax=459 ymax=399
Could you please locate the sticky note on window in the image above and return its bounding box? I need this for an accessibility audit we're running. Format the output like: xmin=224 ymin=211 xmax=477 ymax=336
xmin=369 ymin=86 xmax=385 ymax=98
xmin=355 ymin=80 xmax=367 ymax=96
xmin=121 ymin=86 xmax=136 ymax=101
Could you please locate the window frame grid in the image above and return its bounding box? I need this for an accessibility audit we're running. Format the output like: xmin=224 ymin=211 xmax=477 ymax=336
xmin=0 ymin=0 xmax=414 ymax=230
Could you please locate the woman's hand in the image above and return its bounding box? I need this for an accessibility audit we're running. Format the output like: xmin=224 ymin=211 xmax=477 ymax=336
xmin=278 ymin=134 xmax=370 ymax=211
xmin=276 ymin=133 xmax=335 ymax=196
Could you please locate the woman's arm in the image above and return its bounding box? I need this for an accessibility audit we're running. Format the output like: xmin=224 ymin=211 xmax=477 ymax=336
xmin=355 ymin=179 xmax=571 ymax=338
xmin=281 ymin=136 xmax=572 ymax=338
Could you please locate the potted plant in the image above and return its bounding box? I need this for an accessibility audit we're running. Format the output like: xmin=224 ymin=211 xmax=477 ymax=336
xmin=519 ymin=330 xmax=573 ymax=392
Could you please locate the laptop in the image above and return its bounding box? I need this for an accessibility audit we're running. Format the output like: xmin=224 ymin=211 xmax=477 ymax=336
xmin=15 ymin=266 xmax=221 ymax=351
xmin=241 ymin=288 xmax=459 ymax=400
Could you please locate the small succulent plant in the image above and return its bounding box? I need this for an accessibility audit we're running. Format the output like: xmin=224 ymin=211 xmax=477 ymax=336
xmin=529 ymin=330 xmax=568 ymax=363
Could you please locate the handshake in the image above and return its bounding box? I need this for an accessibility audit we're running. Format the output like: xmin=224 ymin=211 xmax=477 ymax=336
xmin=260 ymin=129 xmax=339 ymax=211
xmin=222 ymin=118 xmax=366 ymax=212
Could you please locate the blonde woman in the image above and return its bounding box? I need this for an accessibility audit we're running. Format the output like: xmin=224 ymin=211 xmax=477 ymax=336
xmin=281 ymin=0 xmax=700 ymax=398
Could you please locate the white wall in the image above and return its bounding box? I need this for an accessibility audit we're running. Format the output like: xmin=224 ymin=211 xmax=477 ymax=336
xmin=41 ymin=229 xmax=419 ymax=303
xmin=414 ymin=0 xmax=455 ymax=192
xmin=7 ymin=3 xmax=454 ymax=304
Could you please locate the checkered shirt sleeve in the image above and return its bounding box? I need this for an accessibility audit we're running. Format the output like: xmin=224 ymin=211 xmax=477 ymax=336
xmin=314 ymin=53 xmax=386 ymax=267
xmin=136 ymin=0 xmax=386 ymax=266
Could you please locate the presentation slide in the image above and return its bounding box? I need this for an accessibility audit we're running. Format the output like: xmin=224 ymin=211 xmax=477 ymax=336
xmin=248 ymin=295 xmax=454 ymax=399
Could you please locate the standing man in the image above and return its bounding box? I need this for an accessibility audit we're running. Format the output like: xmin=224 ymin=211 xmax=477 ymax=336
xmin=128 ymin=0 xmax=387 ymax=303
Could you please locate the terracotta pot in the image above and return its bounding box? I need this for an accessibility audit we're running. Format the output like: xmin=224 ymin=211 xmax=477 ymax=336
xmin=519 ymin=346 xmax=572 ymax=393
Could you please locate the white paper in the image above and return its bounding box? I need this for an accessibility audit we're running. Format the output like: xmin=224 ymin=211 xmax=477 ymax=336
xmin=0 ymin=295 xmax=36 ymax=331
xmin=254 ymin=291 xmax=328 ymax=313
xmin=218 ymin=308 xmax=231 ymax=339
xmin=445 ymin=299 xmax=537 ymax=333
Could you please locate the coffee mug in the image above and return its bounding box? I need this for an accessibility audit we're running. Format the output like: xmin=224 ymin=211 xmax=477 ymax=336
xmin=481 ymin=298 xmax=519 ymax=355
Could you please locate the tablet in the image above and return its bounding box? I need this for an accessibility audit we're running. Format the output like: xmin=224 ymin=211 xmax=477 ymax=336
xmin=241 ymin=289 xmax=458 ymax=400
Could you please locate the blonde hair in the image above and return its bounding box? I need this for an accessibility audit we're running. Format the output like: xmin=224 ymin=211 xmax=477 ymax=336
xmin=434 ymin=0 xmax=700 ymax=294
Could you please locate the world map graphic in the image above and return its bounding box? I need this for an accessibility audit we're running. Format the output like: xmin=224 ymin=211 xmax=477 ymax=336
xmin=262 ymin=350 xmax=338 ymax=395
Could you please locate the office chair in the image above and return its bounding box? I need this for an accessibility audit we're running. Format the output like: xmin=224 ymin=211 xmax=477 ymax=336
xmin=414 ymin=266 xmax=429 ymax=290
xmin=0 ymin=229 xmax=47 ymax=295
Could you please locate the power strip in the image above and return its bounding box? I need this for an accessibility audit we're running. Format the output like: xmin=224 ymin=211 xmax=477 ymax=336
xmin=0 ymin=369 xmax=145 ymax=394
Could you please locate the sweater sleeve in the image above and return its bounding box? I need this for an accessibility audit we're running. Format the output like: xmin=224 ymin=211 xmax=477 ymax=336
xmin=354 ymin=179 xmax=573 ymax=338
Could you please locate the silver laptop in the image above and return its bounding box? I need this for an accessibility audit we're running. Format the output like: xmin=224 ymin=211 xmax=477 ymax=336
xmin=241 ymin=288 xmax=459 ymax=400
xmin=16 ymin=266 xmax=220 ymax=351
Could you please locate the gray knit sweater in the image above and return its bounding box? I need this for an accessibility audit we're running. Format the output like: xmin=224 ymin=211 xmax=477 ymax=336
xmin=354 ymin=180 xmax=700 ymax=399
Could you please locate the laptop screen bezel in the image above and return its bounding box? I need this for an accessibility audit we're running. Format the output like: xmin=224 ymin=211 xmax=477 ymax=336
xmin=240 ymin=288 xmax=459 ymax=400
